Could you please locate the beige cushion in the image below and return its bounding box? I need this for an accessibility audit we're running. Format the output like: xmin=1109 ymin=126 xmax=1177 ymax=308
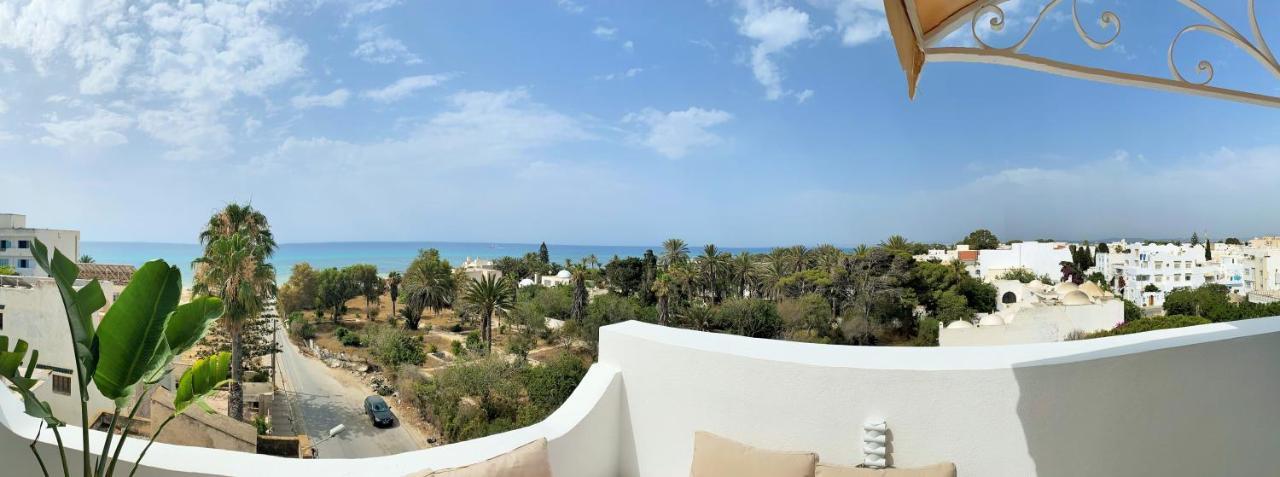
xmin=430 ymin=439 xmax=552 ymax=477
xmin=816 ymin=463 xmax=956 ymax=477
xmin=689 ymin=431 xmax=817 ymax=477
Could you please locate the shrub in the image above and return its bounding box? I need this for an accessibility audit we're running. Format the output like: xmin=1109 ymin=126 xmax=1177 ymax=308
xmin=429 ymin=343 xmax=439 ymax=354
xmin=290 ymin=320 xmax=316 ymax=340
xmin=710 ymin=298 xmax=784 ymax=339
xmin=450 ymin=340 xmax=464 ymax=357
xmin=465 ymin=331 xmax=482 ymax=351
xmin=364 ymin=324 xmax=425 ymax=367
xmin=1123 ymin=299 xmax=1143 ymax=323
xmin=1086 ymin=314 xmax=1211 ymax=339
xmin=339 ymin=333 xmax=362 ymax=347
xmin=449 ymin=323 xmax=464 ymax=333
xmin=521 ymin=353 xmax=588 ymax=414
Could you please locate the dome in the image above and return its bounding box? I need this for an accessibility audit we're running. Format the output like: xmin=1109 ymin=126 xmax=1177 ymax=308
xmin=1061 ymin=290 xmax=1092 ymax=306
xmin=555 ymin=269 xmax=572 ymax=278
xmin=978 ymin=314 xmax=1006 ymax=327
xmin=1053 ymin=281 xmax=1079 ymax=294
xmin=1079 ymin=281 xmax=1105 ymax=298
xmin=945 ymin=320 xmax=973 ymax=329
xmin=518 ymin=278 xmax=535 ymax=287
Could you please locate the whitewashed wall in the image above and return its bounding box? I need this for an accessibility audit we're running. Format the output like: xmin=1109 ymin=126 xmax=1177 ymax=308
xmin=939 ymin=300 xmax=1124 ymax=346
xmin=602 ymin=318 xmax=1280 ymax=477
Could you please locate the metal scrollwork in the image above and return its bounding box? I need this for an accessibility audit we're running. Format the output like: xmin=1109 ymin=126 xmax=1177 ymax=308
xmin=971 ymin=0 xmax=1120 ymax=53
xmin=1168 ymin=0 xmax=1280 ymax=87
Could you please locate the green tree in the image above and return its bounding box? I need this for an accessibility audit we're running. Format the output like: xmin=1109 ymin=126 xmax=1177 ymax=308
xmin=1190 ymin=232 xmax=1200 ymax=247
xmin=194 ymin=218 xmax=276 ymax=423
xmin=698 ymin=244 xmax=728 ymax=304
xmin=402 ymin=249 xmax=456 ymax=330
xmin=346 ymin=264 xmax=384 ymax=316
xmin=386 ymin=271 xmax=402 ymax=317
xmin=314 ymin=267 xmax=358 ymax=322
xmin=710 ymin=298 xmax=784 ymax=339
xmin=78 ymin=254 xmax=95 ymax=263
xmin=1205 ymin=238 xmax=1213 ymax=261
xmin=570 ymin=266 xmax=589 ymax=323
xmin=538 ymin=242 xmax=550 ymax=264
xmin=1224 ymin=237 xmax=1242 ymax=245
xmin=0 ymin=264 xmax=15 ymax=275
xmin=603 ymin=257 xmax=645 ymax=297
xmin=960 ymin=229 xmax=1000 ymax=250
xmin=730 ymin=251 xmax=757 ymax=298
xmin=462 ymin=275 xmax=515 ymax=352
xmin=277 ymin=262 xmax=318 ymax=314
xmin=997 ymin=267 xmax=1038 ymax=284
xmin=653 ymin=273 xmax=673 ymax=325
xmin=660 ymin=238 xmax=690 ymax=269
xmin=879 ymin=235 xmax=912 ymax=255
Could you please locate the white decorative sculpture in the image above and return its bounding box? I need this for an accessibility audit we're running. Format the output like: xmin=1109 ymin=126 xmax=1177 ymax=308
xmin=863 ymin=418 xmax=888 ymax=468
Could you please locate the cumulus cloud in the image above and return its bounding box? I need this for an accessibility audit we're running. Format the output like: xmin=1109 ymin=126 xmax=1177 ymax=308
xmin=807 ymin=0 xmax=888 ymax=46
xmin=624 ymin=107 xmax=733 ymax=159
xmin=35 ymin=108 xmax=132 ymax=147
xmin=735 ymin=0 xmax=814 ymax=100
xmin=292 ymin=89 xmax=351 ymax=109
xmin=352 ymin=24 xmax=421 ymax=64
xmin=362 ymin=74 xmax=451 ymax=102
xmin=557 ymin=0 xmax=585 ymax=14
xmin=0 ymin=0 xmax=307 ymax=160
xmin=592 ymin=67 xmax=644 ymax=81
xmin=592 ymin=26 xmax=617 ymax=39
xmin=256 ymin=88 xmax=590 ymax=169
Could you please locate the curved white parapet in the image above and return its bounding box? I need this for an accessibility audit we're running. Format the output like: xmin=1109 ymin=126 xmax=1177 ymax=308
xmin=601 ymin=317 xmax=1280 ymax=477
xmin=0 ymin=363 xmax=623 ymax=477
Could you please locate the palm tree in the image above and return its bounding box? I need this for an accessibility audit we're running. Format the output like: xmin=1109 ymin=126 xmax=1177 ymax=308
xmin=698 ymin=244 xmax=728 ymax=304
xmin=195 ymin=203 xmax=277 ymax=422
xmin=200 ymin=203 xmax=277 ymax=256
xmin=570 ymin=266 xmax=588 ymax=321
xmin=730 ymin=251 xmax=756 ymax=298
xmin=785 ymin=245 xmax=811 ymax=273
xmin=386 ymin=271 xmax=402 ymax=318
xmin=583 ymin=254 xmax=599 ymax=270
xmin=852 ymin=244 xmax=870 ymax=258
xmin=653 ymin=274 xmax=673 ymax=325
xmin=192 ymin=233 xmax=275 ymax=422
xmin=880 ymin=235 xmax=912 ymax=255
xmin=660 ymin=238 xmax=690 ymax=269
xmin=461 ymin=274 xmax=515 ymax=352
xmin=402 ymin=256 xmax=455 ymax=330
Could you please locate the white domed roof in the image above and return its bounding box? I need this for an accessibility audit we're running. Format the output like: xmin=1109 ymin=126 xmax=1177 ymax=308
xmin=1053 ymin=281 xmax=1079 ymax=294
xmin=1079 ymin=281 xmax=1105 ymax=298
xmin=945 ymin=320 xmax=973 ymax=329
xmin=555 ymin=269 xmax=572 ymax=278
xmin=1061 ymin=290 xmax=1092 ymax=306
xmin=518 ymin=278 xmax=535 ymax=286
xmin=978 ymin=314 xmax=1006 ymax=327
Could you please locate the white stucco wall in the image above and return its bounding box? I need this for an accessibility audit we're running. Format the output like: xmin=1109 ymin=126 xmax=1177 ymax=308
xmin=602 ymin=318 xmax=1280 ymax=477
xmin=939 ymin=300 xmax=1124 ymax=346
xmin=977 ymin=243 xmax=1071 ymax=282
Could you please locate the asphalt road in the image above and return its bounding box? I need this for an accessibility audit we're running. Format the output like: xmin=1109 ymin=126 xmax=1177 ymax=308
xmin=275 ymin=324 xmax=421 ymax=459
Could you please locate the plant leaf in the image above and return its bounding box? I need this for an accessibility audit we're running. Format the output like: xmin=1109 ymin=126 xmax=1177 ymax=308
xmin=0 ymin=336 xmax=63 ymax=427
xmin=0 ymin=338 xmax=25 ymax=377
xmin=174 ymin=352 xmax=230 ymax=414
xmin=93 ymin=260 xmax=181 ymax=400
xmin=165 ymin=296 xmax=224 ymax=356
xmin=30 ymin=239 xmax=106 ymax=392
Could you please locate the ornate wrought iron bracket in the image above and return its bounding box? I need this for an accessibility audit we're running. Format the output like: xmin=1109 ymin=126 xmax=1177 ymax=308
xmin=920 ymin=0 xmax=1280 ymax=108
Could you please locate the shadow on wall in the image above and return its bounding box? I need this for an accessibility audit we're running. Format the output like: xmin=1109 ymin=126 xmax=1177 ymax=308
xmin=1012 ymin=320 xmax=1280 ymax=477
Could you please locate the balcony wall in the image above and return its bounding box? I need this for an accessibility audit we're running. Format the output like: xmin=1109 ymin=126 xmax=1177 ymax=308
xmin=3 ymin=317 xmax=1279 ymax=476
xmin=601 ymin=318 xmax=1280 ymax=477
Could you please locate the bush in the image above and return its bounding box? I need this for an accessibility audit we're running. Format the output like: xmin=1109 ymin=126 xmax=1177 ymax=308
xmin=289 ymin=320 xmax=316 ymax=340
xmin=450 ymin=340 xmax=464 ymax=357
xmin=465 ymin=332 xmax=482 ymax=351
xmin=1123 ymin=299 xmax=1143 ymax=323
xmin=429 ymin=343 xmax=439 ymax=354
xmin=521 ymin=353 xmax=587 ymax=413
xmin=449 ymin=323 xmax=464 ymax=333
xmin=1086 ymin=314 xmax=1211 ymax=339
xmin=709 ymin=299 xmax=784 ymax=339
xmin=363 ymin=324 xmax=425 ymax=367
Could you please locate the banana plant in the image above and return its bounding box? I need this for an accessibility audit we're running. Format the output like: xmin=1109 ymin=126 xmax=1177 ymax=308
xmin=1 ymin=336 xmax=67 ymax=477
xmin=22 ymin=238 xmax=226 ymax=477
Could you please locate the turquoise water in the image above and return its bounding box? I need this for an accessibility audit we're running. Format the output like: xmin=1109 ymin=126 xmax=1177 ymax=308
xmin=81 ymin=241 xmax=771 ymax=285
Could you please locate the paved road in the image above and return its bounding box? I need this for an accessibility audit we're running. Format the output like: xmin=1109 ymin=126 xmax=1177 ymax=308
xmin=274 ymin=324 xmax=421 ymax=459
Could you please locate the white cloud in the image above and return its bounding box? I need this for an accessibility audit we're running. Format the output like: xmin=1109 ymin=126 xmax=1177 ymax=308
xmin=362 ymin=74 xmax=451 ymax=102
xmin=807 ymin=0 xmax=887 ymax=46
xmin=35 ymin=108 xmax=132 ymax=147
xmin=623 ymin=40 xmax=634 ymax=52
xmin=557 ymin=0 xmax=585 ymax=14
xmin=735 ymin=1 xmax=814 ymax=100
xmin=592 ymin=26 xmax=617 ymax=39
xmin=292 ymin=89 xmax=351 ymax=109
xmin=352 ymin=25 xmax=421 ymax=64
xmin=256 ymin=88 xmax=590 ymax=169
xmin=624 ymin=107 xmax=733 ymax=159
xmin=795 ymin=89 xmax=814 ymax=103
xmin=593 ymin=67 xmax=644 ymax=81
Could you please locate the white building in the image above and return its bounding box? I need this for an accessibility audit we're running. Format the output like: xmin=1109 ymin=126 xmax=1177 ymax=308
xmin=538 ymin=269 xmax=573 ymax=287
xmin=939 ymin=280 xmax=1123 ymax=346
xmin=0 ymin=213 xmax=80 ymax=277
xmin=459 ymin=257 xmax=502 ymax=282
xmin=973 ymin=241 xmax=1072 ymax=282
xmin=1099 ymin=241 xmax=1252 ymax=307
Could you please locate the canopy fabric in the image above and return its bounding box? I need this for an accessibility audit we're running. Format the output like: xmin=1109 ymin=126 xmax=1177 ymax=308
xmin=884 ymin=0 xmax=985 ymax=98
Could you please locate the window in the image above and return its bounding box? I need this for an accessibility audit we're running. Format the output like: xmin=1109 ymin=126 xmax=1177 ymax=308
xmin=0 ymin=258 xmax=8 ymax=266
xmin=1185 ymin=274 xmax=1192 ymax=281
xmin=52 ymin=373 xmax=72 ymax=395
xmin=0 ymin=240 xmax=7 ymax=250
xmin=0 ymin=304 xmax=5 ymax=330
xmin=17 ymin=240 xmax=28 ymax=249
xmin=18 ymin=259 xmax=29 ymax=269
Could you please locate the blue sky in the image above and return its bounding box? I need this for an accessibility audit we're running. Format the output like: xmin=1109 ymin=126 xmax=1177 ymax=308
xmin=1 ymin=0 xmax=1278 ymax=247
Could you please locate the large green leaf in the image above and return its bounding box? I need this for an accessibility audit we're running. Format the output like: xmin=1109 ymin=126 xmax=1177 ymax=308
xmin=175 ymin=352 xmax=230 ymax=414
xmin=93 ymin=260 xmax=181 ymax=400
xmin=0 ymin=337 xmax=28 ymax=377
xmin=165 ymin=296 xmax=224 ymax=356
xmin=0 ymin=336 xmax=63 ymax=427
xmin=30 ymin=239 xmax=106 ymax=392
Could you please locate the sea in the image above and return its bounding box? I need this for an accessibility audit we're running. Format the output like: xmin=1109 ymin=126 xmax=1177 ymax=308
xmin=81 ymin=241 xmax=772 ymax=285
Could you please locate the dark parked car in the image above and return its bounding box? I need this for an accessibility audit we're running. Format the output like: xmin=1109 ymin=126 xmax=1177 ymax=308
xmin=364 ymin=395 xmax=395 ymax=428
